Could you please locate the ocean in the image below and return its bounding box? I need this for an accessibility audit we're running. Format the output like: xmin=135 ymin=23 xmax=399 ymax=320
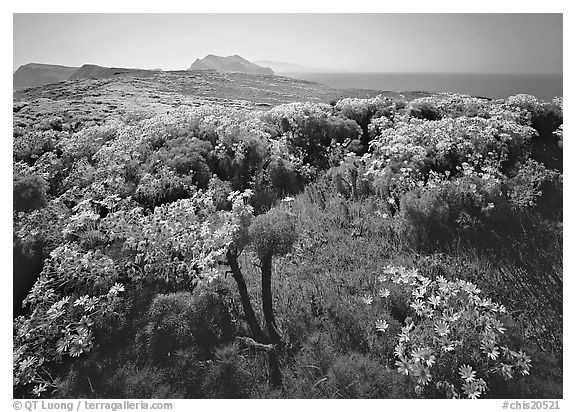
xmin=278 ymin=72 xmax=563 ymax=101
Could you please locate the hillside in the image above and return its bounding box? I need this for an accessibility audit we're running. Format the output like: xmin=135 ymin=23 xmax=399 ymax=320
xmin=13 ymin=70 xmax=428 ymax=133
xmin=189 ymin=54 xmax=274 ymax=74
xmin=13 ymin=63 xmax=79 ymax=90
xmin=69 ymin=64 xmax=154 ymax=80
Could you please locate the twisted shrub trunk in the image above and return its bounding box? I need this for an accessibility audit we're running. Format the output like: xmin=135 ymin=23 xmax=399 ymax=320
xmin=261 ymin=255 xmax=282 ymax=344
xmin=227 ymin=250 xmax=265 ymax=343
xmin=227 ymin=250 xmax=282 ymax=388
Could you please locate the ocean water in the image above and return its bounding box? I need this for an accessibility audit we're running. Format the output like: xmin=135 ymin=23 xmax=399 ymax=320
xmin=279 ymin=72 xmax=563 ymax=101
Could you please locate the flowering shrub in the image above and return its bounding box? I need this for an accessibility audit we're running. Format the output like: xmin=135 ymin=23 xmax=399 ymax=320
xmin=14 ymin=244 xmax=125 ymax=397
xmin=135 ymin=166 xmax=196 ymax=208
xmin=370 ymin=265 xmax=531 ymax=398
xmin=264 ymin=102 xmax=360 ymax=170
xmin=409 ymin=94 xmax=495 ymax=120
xmin=14 ymin=130 xmax=58 ymax=164
xmin=105 ymin=188 xmax=254 ymax=289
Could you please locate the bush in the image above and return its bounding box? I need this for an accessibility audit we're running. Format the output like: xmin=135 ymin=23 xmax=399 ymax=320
xmin=142 ymin=287 xmax=235 ymax=362
xmin=13 ymin=173 xmax=49 ymax=212
xmin=249 ymin=210 xmax=298 ymax=260
xmin=410 ymin=102 xmax=441 ymax=121
xmin=268 ymin=157 xmax=303 ymax=196
xmin=147 ymin=136 xmax=213 ymax=188
xmin=14 ymin=130 xmax=57 ymax=164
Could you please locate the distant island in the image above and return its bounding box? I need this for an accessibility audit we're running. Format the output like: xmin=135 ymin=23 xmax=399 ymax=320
xmin=188 ymin=54 xmax=273 ymax=75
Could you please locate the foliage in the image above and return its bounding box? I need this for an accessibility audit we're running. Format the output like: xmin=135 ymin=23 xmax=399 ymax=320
xmin=249 ymin=210 xmax=298 ymax=260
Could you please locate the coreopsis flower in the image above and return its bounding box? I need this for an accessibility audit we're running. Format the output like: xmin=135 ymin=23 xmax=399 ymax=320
xmin=361 ymin=295 xmax=373 ymax=305
xmin=412 ymin=288 xmax=425 ymax=300
xmin=481 ymin=343 xmax=500 ymax=360
xmin=375 ymin=319 xmax=389 ymax=332
xmin=461 ymin=381 xmax=481 ymax=399
xmin=108 ymin=283 xmax=125 ymax=295
xmin=395 ymin=357 xmax=411 ymax=375
xmin=32 ymin=383 xmax=48 ymax=397
xmin=428 ymin=295 xmax=441 ymax=308
xmin=413 ymin=363 xmax=432 ymax=386
xmin=379 ymin=288 xmax=391 ymax=298
xmin=459 ymin=365 xmax=477 ymax=383
xmin=434 ymin=321 xmax=450 ymax=337
xmin=410 ymin=299 xmax=425 ymax=315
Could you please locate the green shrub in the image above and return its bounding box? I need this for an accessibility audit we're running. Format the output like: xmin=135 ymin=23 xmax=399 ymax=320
xmin=268 ymin=157 xmax=303 ymax=196
xmin=142 ymin=287 xmax=235 ymax=362
xmin=13 ymin=173 xmax=49 ymax=212
xmin=147 ymin=136 xmax=213 ymax=188
xmin=249 ymin=210 xmax=298 ymax=260
xmin=410 ymin=102 xmax=441 ymax=121
xmin=14 ymin=130 xmax=57 ymax=164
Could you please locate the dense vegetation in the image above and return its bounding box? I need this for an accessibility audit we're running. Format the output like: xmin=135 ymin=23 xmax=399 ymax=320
xmin=13 ymin=92 xmax=562 ymax=399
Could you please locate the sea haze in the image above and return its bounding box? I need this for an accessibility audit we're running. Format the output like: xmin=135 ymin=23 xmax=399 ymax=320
xmin=279 ymin=72 xmax=563 ymax=101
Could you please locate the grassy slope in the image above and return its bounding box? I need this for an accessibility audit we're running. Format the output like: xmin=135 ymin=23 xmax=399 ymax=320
xmin=216 ymin=177 xmax=562 ymax=398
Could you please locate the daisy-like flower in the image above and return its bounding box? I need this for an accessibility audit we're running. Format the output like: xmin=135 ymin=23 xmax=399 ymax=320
xmin=413 ymin=364 xmax=432 ymax=386
xmin=375 ymin=319 xmax=389 ymax=332
xmin=444 ymin=310 xmax=461 ymax=323
xmin=109 ymin=283 xmax=125 ymax=295
xmin=477 ymin=298 xmax=493 ymax=309
xmin=492 ymin=319 xmax=506 ymax=334
xmin=32 ymin=383 xmax=48 ymax=397
xmin=434 ymin=321 xmax=450 ymax=337
xmin=412 ymin=288 xmax=425 ymax=299
xmin=481 ymin=342 xmax=500 ymax=360
xmin=73 ymin=295 xmax=90 ymax=307
xmin=461 ymin=381 xmax=482 ymax=399
xmin=394 ymin=343 xmax=405 ymax=357
xmin=379 ymin=288 xmax=390 ymax=298
xmin=428 ymin=295 xmax=441 ymax=308
xmin=441 ymin=341 xmax=455 ymax=352
xmin=459 ymin=365 xmax=477 ymax=383
xmin=395 ymin=357 xmax=411 ymax=375
xmin=419 ymin=276 xmax=431 ymax=288
xmin=461 ymin=281 xmax=480 ymax=295
xmin=361 ymin=295 xmax=373 ymax=305
xmin=399 ymin=330 xmax=411 ymax=343
xmin=377 ymin=274 xmax=388 ymax=283
xmin=410 ymin=299 xmax=425 ymax=315
xmin=391 ymin=272 xmax=403 ymax=284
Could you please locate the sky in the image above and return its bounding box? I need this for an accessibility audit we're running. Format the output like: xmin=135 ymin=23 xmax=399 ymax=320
xmin=13 ymin=13 xmax=562 ymax=74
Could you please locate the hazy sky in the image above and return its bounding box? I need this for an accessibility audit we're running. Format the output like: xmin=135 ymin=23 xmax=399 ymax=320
xmin=13 ymin=13 xmax=562 ymax=73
